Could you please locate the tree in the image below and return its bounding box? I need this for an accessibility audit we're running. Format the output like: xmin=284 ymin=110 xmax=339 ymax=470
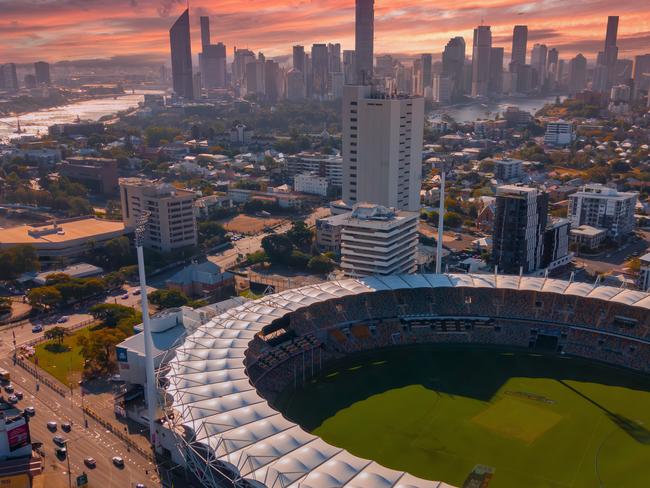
xmin=308 ymin=254 xmax=334 ymax=274
xmin=89 ymin=303 xmax=137 ymax=327
xmin=198 ymin=221 xmax=227 ymax=247
xmin=261 ymin=234 xmax=293 ymax=264
xmin=286 ymin=221 xmax=312 ymax=250
xmin=44 ymin=326 xmax=67 ymax=344
xmin=148 ymin=289 xmax=189 ymax=309
xmin=0 ymin=245 xmax=39 ymax=280
xmin=77 ymin=328 xmax=127 ymax=375
xmin=0 ymin=297 xmax=12 ymax=315
xmin=27 ymin=286 xmax=62 ymax=310
xmin=444 ymin=212 xmax=463 ymax=228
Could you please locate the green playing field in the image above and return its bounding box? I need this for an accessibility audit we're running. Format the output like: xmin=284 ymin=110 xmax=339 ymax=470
xmin=274 ymin=345 xmax=650 ymax=487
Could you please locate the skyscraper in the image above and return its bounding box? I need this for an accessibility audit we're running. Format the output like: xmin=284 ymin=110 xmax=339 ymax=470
xmin=311 ymin=44 xmax=329 ymax=99
xmin=442 ymin=37 xmax=466 ymax=100
xmin=34 ymin=61 xmax=51 ymax=85
xmin=489 ymin=47 xmax=504 ymax=95
xmin=632 ymin=54 xmax=650 ymax=99
xmin=343 ymin=50 xmax=357 ymax=85
xmin=0 ymin=63 xmax=19 ymax=91
xmin=530 ymin=44 xmax=548 ymax=90
xmin=293 ymin=45 xmax=306 ymax=73
xmin=510 ymin=25 xmax=528 ymax=68
xmin=199 ymin=16 xmax=227 ymax=89
xmin=200 ymin=16 xmax=211 ymax=50
xmin=328 ymin=43 xmax=342 ymax=74
xmin=342 ymin=85 xmax=424 ymax=212
xmin=420 ymin=54 xmax=433 ymax=96
xmin=568 ymin=54 xmax=587 ymax=93
xmin=169 ymin=9 xmax=194 ymax=99
xmin=594 ymin=16 xmax=619 ymax=92
xmin=355 ymin=0 xmax=374 ymax=84
xmin=471 ymin=26 xmax=492 ymax=97
xmin=547 ymin=48 xmax=559 ymax=84
xmin=493 ymin=185 xmax=548 ymax=274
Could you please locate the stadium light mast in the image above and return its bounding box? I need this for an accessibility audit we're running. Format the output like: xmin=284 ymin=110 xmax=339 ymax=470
xmin=135 ymin=211 xmax=157 ymax=445
xmin=435 ymin=167 xmax=446 ymax=274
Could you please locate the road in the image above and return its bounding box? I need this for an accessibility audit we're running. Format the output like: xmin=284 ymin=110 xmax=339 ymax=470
xmin=0 ymin=285 xmax=154 ymax=356
xmin=208 ymin=207 xmax=331 ymax=270
xmin=574 ymin=230 xmax=650 ymax=276
xmin=0 ymin=357 xmax=156 ymax=488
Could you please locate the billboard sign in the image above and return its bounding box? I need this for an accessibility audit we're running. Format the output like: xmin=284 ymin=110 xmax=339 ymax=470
xmin=7 ymin=423 xmax=31 ymax=452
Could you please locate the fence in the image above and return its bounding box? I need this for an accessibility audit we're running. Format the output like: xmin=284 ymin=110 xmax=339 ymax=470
xmin=82 ymin=405 xmax=155 ymax=463
xmin=14 ymin=357 xmax=67 ymax=397
xmin=20 ymin=318 xmax=95 ymax=349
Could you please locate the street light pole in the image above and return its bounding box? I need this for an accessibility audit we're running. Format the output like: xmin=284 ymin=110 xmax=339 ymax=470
xmin=135 ymin=211 xmax=158 ymax=446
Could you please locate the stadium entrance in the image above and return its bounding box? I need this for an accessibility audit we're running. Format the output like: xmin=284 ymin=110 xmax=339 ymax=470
xmin=532 ymin=334 xmax=559 ymax=351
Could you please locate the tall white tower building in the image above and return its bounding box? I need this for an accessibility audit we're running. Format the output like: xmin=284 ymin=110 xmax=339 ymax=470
xmin=342 ymin=85 xmax=424 ymax=212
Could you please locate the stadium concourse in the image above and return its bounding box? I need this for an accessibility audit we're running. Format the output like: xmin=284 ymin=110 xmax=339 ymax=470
xmin=163 ymin=273 xmax=650 ymax=488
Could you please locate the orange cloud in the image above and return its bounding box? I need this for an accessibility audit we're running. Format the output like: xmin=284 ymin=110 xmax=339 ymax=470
xmin=0 ymin=0 xmax=648 ymax=64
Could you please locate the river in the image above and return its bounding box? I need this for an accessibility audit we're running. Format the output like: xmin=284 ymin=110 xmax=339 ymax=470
xmin=0 ymin=90 xmax=163 ymax=142
xmin=429 ymin=95 xmax=562 ymax=123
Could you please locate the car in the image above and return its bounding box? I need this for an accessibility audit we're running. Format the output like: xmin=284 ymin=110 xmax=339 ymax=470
xmin=7 ymin=395 xmax=18 ymax=404
xmin=57 ymin=316 xmax=69 ymax=324
xmin=31 ymin=325 xmax=43 ymax=333
xmin=24 ymin=406 xmax=35 ymax=416
xmin=132 ymin=289 xmax=141 ymax=296
xmin=121 ymin=294 xmax=129 ymax=300
xmin=52 ymin=435 xmax=66 ymax=447
xmin=4 ymin=384 xmax=14 ymax=393
xmin=61 ymin=422 xmax=71 ymax=432
xmin=14 ymin=391 xmax=23 ymax=400
xmin=112 ymin=456 xmax=124 ymax=468
xmin=84 ymin=457 xmax=97 ymax=468
xmin=55 ymin=446 xmax=67 ymax=458
xmin=135 ymin=484 xmax=145 ymax=488
xmin=46 ymin=421 xmax=57 ymax=431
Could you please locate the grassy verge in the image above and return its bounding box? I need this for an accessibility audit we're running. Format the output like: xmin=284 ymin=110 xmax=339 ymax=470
xmin=30 ymin=327 xmax=92 ymax=387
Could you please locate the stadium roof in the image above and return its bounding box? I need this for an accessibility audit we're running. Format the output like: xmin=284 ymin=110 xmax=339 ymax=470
xmin=165 ymin=274 xmax=650 ymax=488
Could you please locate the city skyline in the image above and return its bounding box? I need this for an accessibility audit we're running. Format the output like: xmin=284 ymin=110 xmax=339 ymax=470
xmin=1 ymin=0 xmax=649 ymax=65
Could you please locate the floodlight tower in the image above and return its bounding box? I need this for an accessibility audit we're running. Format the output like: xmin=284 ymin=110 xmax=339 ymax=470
xmin=135 ymin=211 xmax=157 ymax=445
xmin=435 ymin=164 xmax=447 ymax=274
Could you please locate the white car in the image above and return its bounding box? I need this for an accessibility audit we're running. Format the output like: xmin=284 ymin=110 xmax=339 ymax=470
xmin=57 ymin=316 xmax=69 ymax=324
xmin=32 ymin=325 xmax=43 ymax=333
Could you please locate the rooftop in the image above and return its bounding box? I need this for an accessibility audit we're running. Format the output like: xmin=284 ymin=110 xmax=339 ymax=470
xmin=0 ymin=217 xmax=126 ymax=245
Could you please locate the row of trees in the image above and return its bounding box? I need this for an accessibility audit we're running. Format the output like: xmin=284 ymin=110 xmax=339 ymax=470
xmin=0 ymin=244 xmax=39 ymax=280
xmin=27 ymin=270 xmax=128 ymax=311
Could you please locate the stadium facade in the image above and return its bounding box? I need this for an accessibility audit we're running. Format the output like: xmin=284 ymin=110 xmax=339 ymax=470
xmin=162 ymin=274 xmax=650 ymax=488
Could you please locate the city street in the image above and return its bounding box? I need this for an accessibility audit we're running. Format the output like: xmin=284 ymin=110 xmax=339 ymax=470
xmin=0 ymin=357 xmax=156 ymax=487
xmin=0 ymin=284 xmax=154 ymax=356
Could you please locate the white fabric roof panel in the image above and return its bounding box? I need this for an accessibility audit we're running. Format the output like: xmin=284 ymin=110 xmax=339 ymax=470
xmin=164 ymin=273 xmax=650 ymax=488
xmin=400 ymin=274 xmax=433 ymax=289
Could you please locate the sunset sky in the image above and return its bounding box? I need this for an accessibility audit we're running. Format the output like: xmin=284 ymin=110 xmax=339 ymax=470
xmin=1 ymin=0 xmax=648 ymax=65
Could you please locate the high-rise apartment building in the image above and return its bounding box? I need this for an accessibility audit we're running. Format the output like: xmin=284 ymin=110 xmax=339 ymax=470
xmin=492 ymin=185 xmax=548 ymax=274
xmin=340 ymin=204 xmax=418 ymax=277
xmin=293 ymin=45 xmax=306 ymax=74
xmin=568 ymin=184 xmax=638 ymax=240
xmin=328 ymin=43 xmax=342 ymax=74
xmin=169 ymin=9 xmax=194 ymax=99
xmin=34 ymin=61 xmax=51 ymax=85
xmin=286 ymin=68 xmax=306 ymax=100
xmin=355 ymin=0 xmax=374 ymax=84
xmin=119 ymin=178 xmax=197 ymax=253
xmin=233 ymin=48 xmax=256 ymax=86
xmin=471 ymin=26 xmax=492 ymax=97
xmin=442 ymin=37 xmax=466 ymax=100
xmin=510 ymin=25 xmax=528 ymax=68
xmin=342 ymin=85 xmax=424 ymax=212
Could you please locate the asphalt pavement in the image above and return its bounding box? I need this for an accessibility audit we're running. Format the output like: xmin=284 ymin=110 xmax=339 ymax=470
xmin=0 ymin=357 xmax=157 ymax=487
